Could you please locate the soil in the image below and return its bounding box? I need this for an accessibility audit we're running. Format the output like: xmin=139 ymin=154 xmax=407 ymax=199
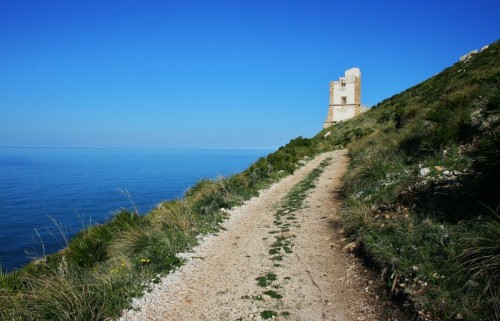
xmin=119 ymin=150 xmax=406 ymax=321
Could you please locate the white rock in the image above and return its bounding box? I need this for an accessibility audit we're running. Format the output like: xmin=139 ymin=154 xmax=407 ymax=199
xmin=419 ymin=168 xmax=431 ymax=176
xmin=343 ymin=242 xmax=357 ymax=252
xmin=459 ymin=49 xmax=478 ymax=62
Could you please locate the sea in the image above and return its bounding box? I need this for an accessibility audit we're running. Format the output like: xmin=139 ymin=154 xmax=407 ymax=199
xmin=0 ymin=148 xmax=270 ymax=271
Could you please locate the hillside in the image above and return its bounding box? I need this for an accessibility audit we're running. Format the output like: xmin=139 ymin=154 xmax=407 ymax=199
xmin=318 ymin=40 xmax=500 ymax=320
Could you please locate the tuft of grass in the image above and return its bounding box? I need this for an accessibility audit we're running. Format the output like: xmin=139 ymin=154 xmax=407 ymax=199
xmin=149 ymin=200 xmax=197 ymax=232
xmin=456 ymin=213 xmax=500 ymax=319
xmin=66 ymin=236 xmax=107 ymax=268
xmin=263 ymin=290 xmax=283 ymax=299
xmin=256 ymin=273 xmax=277 ymax=287
xmin=260 ymin=310 xmax=278 ymax=319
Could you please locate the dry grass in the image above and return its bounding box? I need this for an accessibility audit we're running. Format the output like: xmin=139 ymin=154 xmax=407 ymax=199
xmin=150 ymin=200 xmax=198 ymax=232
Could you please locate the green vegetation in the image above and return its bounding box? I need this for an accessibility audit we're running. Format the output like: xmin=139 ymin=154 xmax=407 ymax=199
xmin=260 ymin=310 xmax=278 ymax=319
xmin=263 ymin=290 xmax=283 ymax=299
xmin=319 ymin=41 xmax=499 ymax=320
xmin=256 ymin=273 xmax=278 ymax=287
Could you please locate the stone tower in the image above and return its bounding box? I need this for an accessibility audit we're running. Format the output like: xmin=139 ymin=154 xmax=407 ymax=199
xmin=323 ymin=67 xmax=362 ymax=128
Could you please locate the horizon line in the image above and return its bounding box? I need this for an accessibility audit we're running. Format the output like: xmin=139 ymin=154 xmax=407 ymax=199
xmin=0 ymin=146 xmax=276 ymax=151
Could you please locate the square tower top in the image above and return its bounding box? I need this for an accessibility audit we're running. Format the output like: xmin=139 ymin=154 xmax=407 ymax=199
xmin=323 ymin=67 xmax=363 ymax=128
xmin=344 ymin=67 xmax=361 ymax=80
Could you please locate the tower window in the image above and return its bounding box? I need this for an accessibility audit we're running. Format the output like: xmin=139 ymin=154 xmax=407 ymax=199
xmin=341 ymin=96 xmax=347 ymax=104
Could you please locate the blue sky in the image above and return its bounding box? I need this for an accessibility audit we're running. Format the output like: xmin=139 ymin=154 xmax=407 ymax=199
xmin=0 ymin=1 xmax=498 ymax=149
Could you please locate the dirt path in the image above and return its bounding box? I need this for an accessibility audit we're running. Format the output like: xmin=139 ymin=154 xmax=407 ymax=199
xmin=119 ymin=150 xmax=402 ymax=321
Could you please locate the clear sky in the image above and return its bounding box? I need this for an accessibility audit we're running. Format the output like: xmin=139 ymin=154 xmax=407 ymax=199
xmin=0 ymin=1 xmax=498 ymax=149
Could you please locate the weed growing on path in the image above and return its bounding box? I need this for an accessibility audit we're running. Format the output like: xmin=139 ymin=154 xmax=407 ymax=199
xmin=256 ymin=273 xmax=277 ymax=287
xmin=263 ymin=290 xmax=283 ymax=299
xmin=247 ymin=158 xmax=332 ymax=320
xmin=260 ymin=310 xmax=278 ymax=319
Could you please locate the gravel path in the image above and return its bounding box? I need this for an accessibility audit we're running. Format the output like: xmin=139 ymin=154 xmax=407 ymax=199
xmin=119 ymin=150 xmax=403 ymax=321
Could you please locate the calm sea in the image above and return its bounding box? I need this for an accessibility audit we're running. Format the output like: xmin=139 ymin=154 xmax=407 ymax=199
xmin=0 ymin=148 xmax=269 ymax=271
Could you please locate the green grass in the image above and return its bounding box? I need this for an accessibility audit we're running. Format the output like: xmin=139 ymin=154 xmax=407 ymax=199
xmin=256 ymin=273 xmax=278 ymax=287
xmin=260 ymin=310 xmax=278 ymax=319
xmin=263 ymin=290 xmax=283 ymax=299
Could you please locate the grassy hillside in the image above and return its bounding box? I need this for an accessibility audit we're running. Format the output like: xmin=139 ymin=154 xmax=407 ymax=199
xmin=318 ymin=40 xmax=499 ymax=320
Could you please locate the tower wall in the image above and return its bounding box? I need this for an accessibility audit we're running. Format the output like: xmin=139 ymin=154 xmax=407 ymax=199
xmin=323 ymin=68 xmax=362 ymax=128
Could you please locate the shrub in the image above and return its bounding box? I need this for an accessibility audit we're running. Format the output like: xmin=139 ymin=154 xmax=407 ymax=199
xmin=457 ymin=215 xmax=500 ymax=320
xmin=67 ymin=237 xmax=107 ymax=268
